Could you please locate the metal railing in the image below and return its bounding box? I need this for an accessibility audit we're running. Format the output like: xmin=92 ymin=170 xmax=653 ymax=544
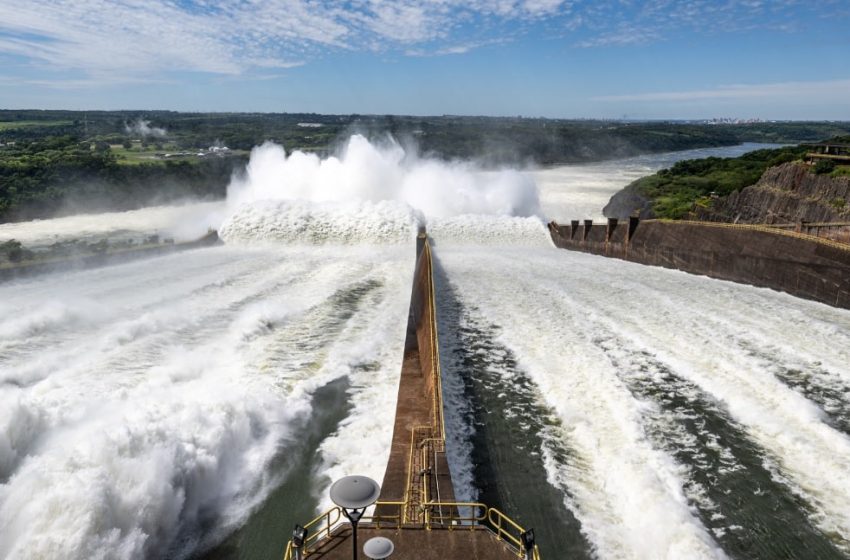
xmin=282 ymin=506 xmax=342 ymax=559
xmin=488 ymin=508 xmax=542 ymax=559
xmin=647 ymin=219 xmax=850 ymax=253
xmin=282 ymin=500 xmax=540 ymax=560
xmin=422 ymin=240 xmax=446 ymax=442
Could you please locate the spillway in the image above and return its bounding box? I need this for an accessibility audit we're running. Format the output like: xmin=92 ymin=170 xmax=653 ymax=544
xmin=431 ymin=218 xmax=850 ymax=559
xmin=0 ymin=243 xmax=413 ymax=559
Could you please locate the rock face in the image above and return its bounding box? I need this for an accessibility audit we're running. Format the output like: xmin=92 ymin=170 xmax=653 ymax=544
xmin=603 ymin=183 xmax=654 ymax=219
xmin=699 ymin=162 xmax=850 ymax=223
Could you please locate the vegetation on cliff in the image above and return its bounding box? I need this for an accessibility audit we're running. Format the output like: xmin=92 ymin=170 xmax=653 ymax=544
xmin=619 ymin=146 xmax=809 ymax=219
xmin=700 ymin=161 xmax=850 ymax=224
xmin=607 ymin=135 xmax=850 ymax=220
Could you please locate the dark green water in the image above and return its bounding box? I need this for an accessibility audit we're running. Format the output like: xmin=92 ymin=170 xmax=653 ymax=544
xmin=591 ymin=333 xmax=846 ymax=559
xmin=435 ymin=264 xmax=594 ymax=560
xmin=199 ymin=377 xmax=352 ymax=560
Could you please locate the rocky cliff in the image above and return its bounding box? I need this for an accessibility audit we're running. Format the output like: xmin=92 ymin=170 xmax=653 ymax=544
xmin=602 ymin=183 xmax=653 ymax=219
xmin=698 ymin=162 xmax=850 ymax=223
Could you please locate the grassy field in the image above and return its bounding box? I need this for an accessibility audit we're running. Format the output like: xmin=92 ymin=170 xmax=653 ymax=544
xmin=0 ymin=120 xmax=73 ymax=131
xmin=109 ymin=145 xmax=248 ymax=165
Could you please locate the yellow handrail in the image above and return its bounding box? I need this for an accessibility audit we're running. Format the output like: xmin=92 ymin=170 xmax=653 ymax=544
xmin=362 ymin=500 xmax=406 ymax=529
xmin=283 ymin=501 xmax=539 ymax=559
xmin=424 ymin=241 xmax=447 ymax=442
xmin=488 ymin=507 xmax=525 ymax=554
xmin=648 ymin=219 xmax=850 ymax=252
xmin=281 ymin=506 xmax=342 ymax=560
xmin=428 ymin=501 xmax=488 ymax=528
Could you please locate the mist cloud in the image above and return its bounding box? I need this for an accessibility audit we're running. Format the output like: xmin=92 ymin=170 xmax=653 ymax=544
xmin=125 ymin=118 xmax=167 ymax=138
xmin=227 ymin=134 xmax=541 ymax=219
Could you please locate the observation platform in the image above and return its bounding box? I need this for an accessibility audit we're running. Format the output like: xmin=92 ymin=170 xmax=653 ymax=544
xmin=298 ymin=525 xmax=522 ymax=559
xmin=283 ymin=235 xmax=538 ymax=560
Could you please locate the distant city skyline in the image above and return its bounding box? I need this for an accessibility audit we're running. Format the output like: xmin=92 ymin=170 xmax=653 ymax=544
xmin=1 ymin=0 xmax=849 ymax=120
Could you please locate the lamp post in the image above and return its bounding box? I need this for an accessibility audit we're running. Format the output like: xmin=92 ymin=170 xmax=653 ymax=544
xmin=363 ymin=536 xmax=394 ymax=559
xmin=329 ymin=475 xmax=381 ymax=560
xmin=291 ymin=524 xmax=308 ymax=560
xmin=520 ymin=528 xmax=536 ymax=560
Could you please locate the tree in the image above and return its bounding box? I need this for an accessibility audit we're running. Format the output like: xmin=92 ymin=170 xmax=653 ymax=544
xmin=814 ymin=159 xmax=836 ymax=175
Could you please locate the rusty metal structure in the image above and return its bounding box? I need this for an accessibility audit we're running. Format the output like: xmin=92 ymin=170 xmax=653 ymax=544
xmin=282 ymin=234 xmax=540 ymax=560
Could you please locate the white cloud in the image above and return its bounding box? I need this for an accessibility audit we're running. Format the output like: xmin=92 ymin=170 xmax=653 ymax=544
xmin=593 ymin=79 xmax=850 ymax=102
xmin=0 ymin=0 xmax=844 ymax=87
xmin=574 ymin=26 xmax=661 ymax=48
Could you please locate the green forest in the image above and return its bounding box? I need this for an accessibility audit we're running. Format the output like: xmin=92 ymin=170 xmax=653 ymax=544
xmin=623 ymin=138 xmax=850 ymax=219
xmin=2 ymin=109 xmax=849 ymax=222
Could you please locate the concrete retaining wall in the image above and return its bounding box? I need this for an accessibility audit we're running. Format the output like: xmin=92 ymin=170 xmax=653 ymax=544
xmin=549 ymin=218 xmax=850 ymax=310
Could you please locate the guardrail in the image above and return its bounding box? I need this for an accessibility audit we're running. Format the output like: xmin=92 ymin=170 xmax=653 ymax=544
xmin=422 ymin=240 xmax=446 ymax=442
xmin=282 ymin=505 xmax=342 ymax=559
xmin=647 ymin=219 xmax=850 ymax=253
xmin=282 ymin=500 xmax=540 ymax=560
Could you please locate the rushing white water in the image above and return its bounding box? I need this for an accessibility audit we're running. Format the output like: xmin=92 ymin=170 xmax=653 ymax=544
xmin=0 ymin=243 xmax=412 ymax=559
xmin=433 ymin=221 xmax=850 ymax=559
xmin=219 ymin=200 xmax=421 ymax=245
xmin=228 ymin=135 xmax=541 ymax=219
xmin=0 ymin=202 xmax=226 ymax=249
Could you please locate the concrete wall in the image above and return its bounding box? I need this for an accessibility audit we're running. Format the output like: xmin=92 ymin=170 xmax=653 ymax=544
xmin=549 ymin=218 xmax=850 ymax=310
xmin=379 ymin=234 xmax=454 ymax=517
xmin=408 ymin=235 xmax=439 ymax=412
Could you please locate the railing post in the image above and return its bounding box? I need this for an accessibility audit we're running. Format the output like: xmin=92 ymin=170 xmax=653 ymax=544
xmin=583 ymin=219 xmax=592 ymax=240
xmin=628 ymin=215 xmax=640 ymax=242
xmin=606 ymin=218 xmax=618 ymax=242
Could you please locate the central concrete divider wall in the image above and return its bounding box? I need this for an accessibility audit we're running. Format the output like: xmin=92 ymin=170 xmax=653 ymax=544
xmin=377 ymin=233 xmax=455 ymax=523
xmin=549 ymin=218 xmax=850 ymax=309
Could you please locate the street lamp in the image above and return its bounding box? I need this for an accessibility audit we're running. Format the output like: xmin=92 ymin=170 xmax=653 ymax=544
xmin=363 ymin=536 xmax=395 ymax=559
xmin=520 ymin=528 xmax=536 ymax=560
xmin=329 ymin=475 xmax=382 ymax=560
xmin=291 ymin=524 xmax=308 ymax=560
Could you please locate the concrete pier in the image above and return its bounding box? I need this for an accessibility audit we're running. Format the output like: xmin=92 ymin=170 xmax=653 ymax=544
xmin=287 ymin=235 xmax=532 ymax=560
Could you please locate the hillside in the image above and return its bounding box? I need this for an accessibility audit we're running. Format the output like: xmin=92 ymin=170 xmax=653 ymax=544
xmin=603 ymin=146 xmax=808 ymax=219
xmin=603 ymin=137 xmax=850 ymax=221
xmin=696 ymin=162 xmax=850 ymax=224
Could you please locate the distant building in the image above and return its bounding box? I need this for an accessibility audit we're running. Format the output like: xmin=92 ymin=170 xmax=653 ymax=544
xmin=297 ymin=122 xmax=323 ymax=128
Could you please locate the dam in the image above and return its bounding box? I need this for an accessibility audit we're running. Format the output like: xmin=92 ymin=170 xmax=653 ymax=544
xmin=2 ymin=144 xmax=850 ymax=559
xmin=548 ymin=217 xmax=850 ymax=309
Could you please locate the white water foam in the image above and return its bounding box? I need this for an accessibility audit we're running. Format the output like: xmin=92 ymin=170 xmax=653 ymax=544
xmin=227 ymin=135 xmax=541 ymax=220
xmin=219 ymin=134 xmax=545 ymax=246
xmin=428 ymin=215 xmax=553 ymax=247
xmin=219 ymin=199 xmax=421 ymax=245
xmin=435 ymin=244 xmax=850 ymax=557
xmin=0 ymin=244 xmax=411 ymax=559
xmin=0 ymin=202 xmax=226 ymax=249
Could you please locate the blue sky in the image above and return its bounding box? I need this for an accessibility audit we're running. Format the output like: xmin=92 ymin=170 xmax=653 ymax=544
xmin=0 ymin=0 xmax=848 ymax=119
